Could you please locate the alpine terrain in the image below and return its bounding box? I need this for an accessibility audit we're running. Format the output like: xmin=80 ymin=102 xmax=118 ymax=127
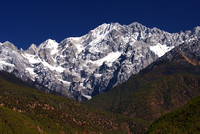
xmin=84 ymin=38 xmax=200 ymax=133
xmin=0 ymin=22 xmax=199 ymax=101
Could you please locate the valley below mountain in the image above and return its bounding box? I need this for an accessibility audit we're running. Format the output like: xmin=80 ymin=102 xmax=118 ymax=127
xmin=0 ymin=22 xmax=200 ymax=133
xmin=0 ymin=71 xmax=147 ymax=133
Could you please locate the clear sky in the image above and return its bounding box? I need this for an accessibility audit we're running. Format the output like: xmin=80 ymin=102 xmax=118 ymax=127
xmin=0 ymin=0 xmax=199 ymax=49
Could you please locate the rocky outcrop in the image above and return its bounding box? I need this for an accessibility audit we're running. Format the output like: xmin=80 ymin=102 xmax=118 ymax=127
xmin=0 ymin=22 xmax=199 ymax=101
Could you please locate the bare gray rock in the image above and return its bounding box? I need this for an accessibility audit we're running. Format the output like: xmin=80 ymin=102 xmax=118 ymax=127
xmin=0 ymin=22 xmax=199 ymax=101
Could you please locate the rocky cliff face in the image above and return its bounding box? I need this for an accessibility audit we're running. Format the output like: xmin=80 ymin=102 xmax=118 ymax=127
xmin=0 ymin=22 xmax=199 ymax=101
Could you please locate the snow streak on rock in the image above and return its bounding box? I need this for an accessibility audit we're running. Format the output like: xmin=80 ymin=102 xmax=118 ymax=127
xmin=0 ymin=22 xmax=199 ymax=101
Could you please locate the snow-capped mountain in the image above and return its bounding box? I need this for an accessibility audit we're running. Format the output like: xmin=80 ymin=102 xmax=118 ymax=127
xmin=0 ymin=22 xmax=199 ymax=101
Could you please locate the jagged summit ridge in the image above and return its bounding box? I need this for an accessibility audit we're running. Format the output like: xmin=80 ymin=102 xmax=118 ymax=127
xmin=0 ymin=22 xmax=199 ymax=101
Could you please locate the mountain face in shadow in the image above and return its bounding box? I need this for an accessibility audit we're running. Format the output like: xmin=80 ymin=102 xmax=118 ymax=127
xmin=84 ymin=39 xmax=200 ymax=130
xmin=147 ymin=94 xmax=200 ymax=133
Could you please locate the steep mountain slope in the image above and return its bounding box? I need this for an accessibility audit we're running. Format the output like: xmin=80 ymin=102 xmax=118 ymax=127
xmin=0 ymin=106 xmax=41 ymax=134
xmin=0 ymin=71 xmax=147 ymax=133
xmin=147 ymin=94 xmax=200 ymax=134
xmin=84 ymin=39 xmax=200 ymax=127
xmin=113 ymin=73 xmax=200 ymax=122
xmin=0 ymin=23 xmax=199 ymax=100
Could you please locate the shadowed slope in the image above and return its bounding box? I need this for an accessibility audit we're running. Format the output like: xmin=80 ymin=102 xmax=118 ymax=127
xmin=0 ymin=71 xmax=147 ymax=133
xmin=147 ymin=94 xmax=200 ymax=133
xmin=84 ymin=40 xmax=200 ymax=131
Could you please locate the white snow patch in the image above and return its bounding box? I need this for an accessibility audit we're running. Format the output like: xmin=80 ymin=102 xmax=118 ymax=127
xmin=75 ymin=44 xmax=85 ymax=53
xmin=69 ymin=37 xmax=81 ymax=41
xmin=61 ymin=37 xmax=85 ymax=54
xmin=23 ymin=53 xmax=65 ymax=73
xmin=0 ymin=61 xmax=15 ymax=67
xmin=88 ymin=46 xmax=100 ymax=53
xmin=26 ymin=67 xmax=36 ymax=75
xmin=91 ymin=52 xmax=122 ymax=66
xmin=121 ymin=36 xmax=130 ymax=44
xmin=186 ymin=37 xmax=196 ymax=42
xmin=132 ymin=32 xmax=139 ymax=40
xmin=89 ymin=24 xmax=112 ymax=46
xmin=23 ymin=53 xmax=40 ymax=64
xmin=150 ymin=43 xmax=174 ymax=57
xmin=58 ymin=79 xmax=71 ymax=85
xmin=94 ymin=73 xmax=102 ymax=77
xmin=42 ymin=61 xmax=65 ymax=73
xmin=25 ymin=68 xmax=38 ymax=80
xmin=89 ymin=33 xmax=107 ymax=46
xmin=79 ymin=82 xmax=84 ymax=87
xmin=39 ymin=39 xmax=59 ymax=55
xmin=46 ymin=40 xmax=59 ymax=55
xmin=82 ymin=94 xmax=92 ymax=100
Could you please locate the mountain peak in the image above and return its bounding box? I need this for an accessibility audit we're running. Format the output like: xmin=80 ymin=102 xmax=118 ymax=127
xmin=26 ymin=44 xmax=38 ymax=55
xmin=128 ymin=22 xmax=147 ymax=32
xmin=29 ymin=43 xmax=37 ymax=49
xmin=2 ymin=41 xmax=18 ymax=50
xmin=43 ymin=39 xmax=58 ymax=45
xmin=192 ymin=26 xmax=200 ymax=36
xmin=38 ymin=39 xmax=59 ymax=49
xmin=128 ymin=22 xmax=145 ymax=27
xmin=91 ymin=22 xmax=121 ymax=33
xmin=129 ymin=22 xmax=143 ymax=26
xmin=0 ymin=22 xmax=199 ymax=101
xmin=3 ymin=41 xmax=13 ymax=45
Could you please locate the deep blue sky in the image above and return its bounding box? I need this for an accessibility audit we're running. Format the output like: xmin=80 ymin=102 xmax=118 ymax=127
xmin=0 ymin=0 xmax=199 ymax=49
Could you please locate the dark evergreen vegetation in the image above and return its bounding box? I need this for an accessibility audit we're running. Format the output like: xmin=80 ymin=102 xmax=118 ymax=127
xmin=0 ymin=71 xmax=146 ymax=133
xmin=84 ymin=52 xmax=200 ymax=133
